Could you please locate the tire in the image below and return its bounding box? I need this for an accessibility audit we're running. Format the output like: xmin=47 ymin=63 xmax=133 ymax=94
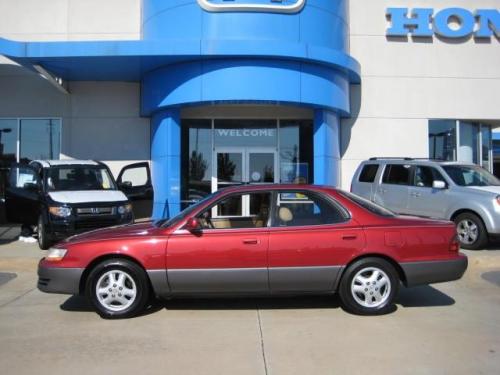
xmin=85 ymin=259 xmax=150 ymax=319
xmin=339 ymin=257 xmax=399 ymax=316
xmin=37 ymin=215 xmax=52 ymax=250
xmin=454 ymin=212 xmax=488 ymax=250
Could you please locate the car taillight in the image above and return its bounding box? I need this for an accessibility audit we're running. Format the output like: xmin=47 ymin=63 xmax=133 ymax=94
xmin=449 ymin=236 xmax=460 ymax=252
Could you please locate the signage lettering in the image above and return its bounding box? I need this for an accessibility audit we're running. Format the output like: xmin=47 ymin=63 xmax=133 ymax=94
xmin=386 ymin=8 xmax=500 ymax=39
xmin=197 ymin=0 xmax=305 ymax=14
xmin=217 ymin=129 xmax=276 ymax=138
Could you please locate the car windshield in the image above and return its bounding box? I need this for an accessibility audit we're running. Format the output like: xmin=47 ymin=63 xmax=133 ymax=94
xmin=156 ymin=191 xmax=220 ymax=228
xmin=46 ymin=166 xmax=117 ymax=191
xmin=442 ymin=165 xmax=500 ymax=187
xmin=339 ymin=191 xmax=396 ymax=217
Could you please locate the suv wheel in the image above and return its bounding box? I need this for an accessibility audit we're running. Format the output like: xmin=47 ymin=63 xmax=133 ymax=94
xmin=37 ymin=215 xmax=52 ymax=250
xmin=86 ymin=259 xmax=150 ymax=319
xmin=454 ymin=212 xmax=488 ymax=250
xmin=339 ymin=257 xmax=399 ymax=315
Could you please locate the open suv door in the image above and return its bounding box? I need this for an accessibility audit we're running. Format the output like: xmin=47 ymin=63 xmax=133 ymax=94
xmin=117 ymin=162 xmax=154 ymax=220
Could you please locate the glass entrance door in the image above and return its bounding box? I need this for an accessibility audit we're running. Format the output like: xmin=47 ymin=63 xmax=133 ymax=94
xmin=213 ymin=147 xmax=277 ymax=216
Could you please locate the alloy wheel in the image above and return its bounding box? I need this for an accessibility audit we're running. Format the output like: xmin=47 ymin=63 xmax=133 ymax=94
xmin=351 ymin=267 xmax=391 ymax=308
xmin=457 ymin=219 xmax=478 ymax=245
xmin=95 ymin=270 xmax=137 ymax=312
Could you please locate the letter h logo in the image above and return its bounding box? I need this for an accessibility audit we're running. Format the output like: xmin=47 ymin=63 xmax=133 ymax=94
xmin=386 ymin=8 xmax=434 ymax=37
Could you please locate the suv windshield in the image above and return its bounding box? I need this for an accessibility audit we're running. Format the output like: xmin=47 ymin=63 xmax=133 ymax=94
xmin=339 ymin=191 xmax=396 ymax=217
xmin=442 ymin=165 xmax=500 ymax=187
xmin=46 ymin=166 xmax=117 ymax=191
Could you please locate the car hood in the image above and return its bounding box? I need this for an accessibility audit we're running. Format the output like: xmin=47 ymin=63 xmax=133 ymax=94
xmin=63 ymin=222 xmax=159 ymax=244
xmin=48 ymin=190 xmax=128 ymax=204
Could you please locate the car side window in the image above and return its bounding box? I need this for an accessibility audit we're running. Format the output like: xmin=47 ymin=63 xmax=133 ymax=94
xmin=382 ymin=164 xmax=411 ymax=186
xmin=197 ymin=192 xmax=271 ymax=230
xmin=414 ymin=166 xmax=445 ymax=188
xmin=359 ymin=164 xmax=379 ymax=183
xmin=273 ymin=191 xmax=346 ymax=227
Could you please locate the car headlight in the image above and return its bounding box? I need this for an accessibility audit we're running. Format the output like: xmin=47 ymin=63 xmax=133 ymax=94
xmin=46 ymin=248 xmax=67 ymax=262
xmin=118 ymin=203 xmax=132 ymax=215
xmin=49 ymin=206 xmax=72 ymax=217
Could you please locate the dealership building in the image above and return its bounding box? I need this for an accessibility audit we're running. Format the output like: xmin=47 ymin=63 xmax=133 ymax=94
xmin=0 ymin=0 xmax=499 ymax=219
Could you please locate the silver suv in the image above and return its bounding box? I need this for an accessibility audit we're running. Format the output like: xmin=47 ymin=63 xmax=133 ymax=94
xmin=351 ymin=158 xmax=500 ymax=250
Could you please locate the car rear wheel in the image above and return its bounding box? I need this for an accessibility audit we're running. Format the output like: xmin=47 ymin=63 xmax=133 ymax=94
xmin=454 ymin=212 xmax=488 ymax=250
xmin=37 ymin=215 xmax=52 ymax=250
xmin=86 ymin=259 xmax=150 ymax=319
xmin=339 ymin=257 xmax=399 ymax=315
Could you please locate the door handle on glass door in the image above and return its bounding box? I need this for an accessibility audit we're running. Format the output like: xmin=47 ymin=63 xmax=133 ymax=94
xmin=243 ymin=239 xmax=260 ymax=245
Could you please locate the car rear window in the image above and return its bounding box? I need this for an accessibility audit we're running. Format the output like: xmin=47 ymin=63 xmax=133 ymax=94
xmin=339 ymin=191 xmax=396 ymax=218
xmin=359 ymin=164 xmax=379 ymax=183
xmin=382 ymin=164 xmax=411 ymax=185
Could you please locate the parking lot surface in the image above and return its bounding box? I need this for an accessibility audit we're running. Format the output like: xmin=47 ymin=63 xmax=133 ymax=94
xmin=0 ymin=227 xmax=499 ymax=375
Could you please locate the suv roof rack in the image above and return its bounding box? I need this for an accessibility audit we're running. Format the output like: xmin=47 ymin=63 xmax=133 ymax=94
xmin=368 ymin=157 xmax=448 ymax=162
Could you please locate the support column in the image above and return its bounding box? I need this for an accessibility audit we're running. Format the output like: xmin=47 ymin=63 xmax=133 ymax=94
xmin=313 ymin=109 xmax=341 ymax=187
xmin=151 ymin=108 xmax=181 ymax=219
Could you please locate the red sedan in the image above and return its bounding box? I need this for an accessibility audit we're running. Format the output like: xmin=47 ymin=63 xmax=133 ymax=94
xmin=38 ymin=185 xmax=467 ymax=318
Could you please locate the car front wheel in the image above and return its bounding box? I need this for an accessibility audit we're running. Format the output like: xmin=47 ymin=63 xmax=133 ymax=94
xmin=37 ymin=215 xmax=52 ymax=250
xmin=339 ymin=257 xmax=399 ymax=315
xmin=454 ymin=212 xmax=488 ymax=250
xmin=86 ymin=259 xmax=150 ymax=319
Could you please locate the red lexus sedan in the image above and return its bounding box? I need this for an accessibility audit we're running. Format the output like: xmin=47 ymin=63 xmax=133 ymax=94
xmin=38 ymin=185 xmax=467 ymax=318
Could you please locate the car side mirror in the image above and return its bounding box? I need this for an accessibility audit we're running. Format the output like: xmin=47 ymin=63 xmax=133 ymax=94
xmin=185 ymin=217 xmax=201 ymax=232
xmin=432 ymin=180 xmax=446 ymax=189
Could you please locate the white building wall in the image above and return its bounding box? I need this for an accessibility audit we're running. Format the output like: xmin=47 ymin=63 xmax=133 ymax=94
xmin=0 ymin=0 xmax=148 ymax=178
xmin=342 ymin=0 xmax=500 ymax=189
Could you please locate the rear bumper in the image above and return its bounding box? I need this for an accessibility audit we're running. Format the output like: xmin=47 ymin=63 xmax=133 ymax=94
xmin=401 ymin=254 xmax=468 ymax=287
xmin=37 ymin=262 xmax=84 ymax=295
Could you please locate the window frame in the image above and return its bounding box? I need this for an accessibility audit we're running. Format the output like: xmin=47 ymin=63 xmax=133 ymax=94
xmin=269 ymin=190 xmax=351 ymax=229
xmin=195 ymin=190 xmax=273 ymax=231
xmin=412 ymin=165 xmax=447 ymax=189
xmin=0 ymin=117 xmax=63 ymax=164
xmin=381 ymin=164 xmax=412 ymax=186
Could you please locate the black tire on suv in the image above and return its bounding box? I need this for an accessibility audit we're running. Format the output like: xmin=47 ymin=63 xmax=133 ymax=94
xmin=454 ymin=212 xmax=488 ymax=250
xmin=38 ymin=214 xmax=52 ymax=250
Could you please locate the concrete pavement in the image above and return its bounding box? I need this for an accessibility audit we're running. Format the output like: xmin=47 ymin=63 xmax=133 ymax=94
xmin=0 ymin=236 xmax=499 ymax=374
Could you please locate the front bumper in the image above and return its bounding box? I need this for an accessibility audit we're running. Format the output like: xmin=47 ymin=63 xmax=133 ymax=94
xmin=401 ymin=254 xmax=468 ymax=287
xmin=37 ymin=262 xmax=84 ymax=295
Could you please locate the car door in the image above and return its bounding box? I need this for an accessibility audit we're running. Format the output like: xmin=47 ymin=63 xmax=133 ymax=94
xmin=166 ymin=190 xmax=271 ymax=294
xmin=268 ymin=190 xmax=365 ymax=292
xmin=374 ymin=164 xmax=412 ymax=214
xmin=5 ymin=164 xmax=41 ymax=225
xmin=407 ymin=165 xmax=449 ymax=219
xmin=117 ymin=162 xmax=154 ymax=220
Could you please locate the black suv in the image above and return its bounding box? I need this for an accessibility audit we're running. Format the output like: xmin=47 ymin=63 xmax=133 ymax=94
xmin=4 ymin=160 xmax=153 ymax=249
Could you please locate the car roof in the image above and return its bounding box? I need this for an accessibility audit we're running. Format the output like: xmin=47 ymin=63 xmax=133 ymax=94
xmin=216 ymin=184 xmax=336 ymax=194
xmin=31 ymin=160 xmax=100 ymax=168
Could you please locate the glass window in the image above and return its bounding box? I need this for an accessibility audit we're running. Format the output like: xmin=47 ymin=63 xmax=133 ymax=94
xmin=414 ymin=166 xmax=445 ymax=188
xmin=459 ymin=122 xmax=479 ymax=164
xmin=181 ymin=120 xmax=212 ymax=207
xmin=481 ymin=125 xmax=492 ymax=170
xmin=46 ymin=167 xmax=116 ymax=191
xmin=214 ymin=120 xmax=277 ymax=148
xmin=0 ymin=119 xmax=18 ymax=167
xmin=8 ymin=165 xmax=38 ymax=188
xmin=359 ymin=164 xmax=379 ymax=183
xmin=273 ymin=191 xmax=346 ymax=227
xmin=382 ymin=164 xmax=411 ymax=185
xmin=442 ymin=165 xmax=500 ymax=187
xmin=198 ymin=192 xmax=271 ymax=229
xmin=20 ymin=119 xmax=61 ymax=163
xmin=120 ymin=166 xmax=148 ymax=187
xmin=429 ymin=120 xmax=456 ymax=161
xmin=279 ymin=120 xmax=313 ymax=184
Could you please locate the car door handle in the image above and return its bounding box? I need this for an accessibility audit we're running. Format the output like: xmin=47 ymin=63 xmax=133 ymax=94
xmin=243 ymin=239 xmax=260 ymax=245
xmin=342 ymin=234 xmax=358 ymax=241
xmin=379 ymin=189 xmax=387 ymax=194
xmin=411 ymin=192 xmax=421 ymax=197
